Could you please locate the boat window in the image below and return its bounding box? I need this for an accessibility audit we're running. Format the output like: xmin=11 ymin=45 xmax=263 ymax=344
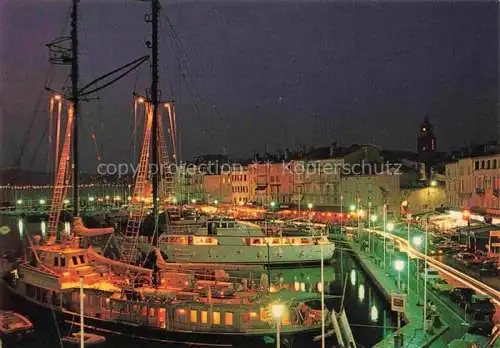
xmin=212 ymin=311 xmax=221 ymax=325
xmin=158 ymin=308 xmax=166 ymax=328
xmin=224 ymin=312 xmax=234 ymax=326
xmin=60 ymin=257 xmax=66 ymax=267
xmin=190 ymin=310 xmax=197 ymax=323
xmin=54 ymin=257 xmax=59 ymax=267
xmin=201 ymin=311 xmax=208 ymax=324
xmin=79 ymin=255 xmax=85 ymax=264
xmin=72 ymin=256 xmax=78 ymax=265
xmin=176 ymin=308 xmax=187 ymax=323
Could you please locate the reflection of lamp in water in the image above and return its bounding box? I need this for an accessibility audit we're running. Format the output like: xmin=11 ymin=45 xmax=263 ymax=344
xmin=41 ymin=221 xmax=46 ymax=238
xmin=358 ymin=284 xmax=365 ymax=302
xmin=370 ymin=305 xmax=379 ymax=322
xmin=271 ymin=303 xmax=285 ymax=348
xmin=300 ymin=282 xmax=306 ymax=292
xmin=293 ymin=276 xmax=300 ymax=292
xmin=350 ymin=269 xmax=356 ymax=286
xmin=316 ymin=281 xmax=324 ymax=293
xmin=18 ymin=219 xmax=24 ymax=240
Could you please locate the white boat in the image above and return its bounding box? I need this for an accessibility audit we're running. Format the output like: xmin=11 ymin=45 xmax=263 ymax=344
xmin=135 ymin=216 xmax=335 ymax=265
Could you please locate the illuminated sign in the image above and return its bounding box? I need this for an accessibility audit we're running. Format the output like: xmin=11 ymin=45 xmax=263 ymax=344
xmin=391 ymin=294 xmax=406 ymax=312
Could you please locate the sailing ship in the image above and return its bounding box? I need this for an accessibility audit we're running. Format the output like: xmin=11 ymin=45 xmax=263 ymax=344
xmin=2 ymin=0 xmax=332 ymax=346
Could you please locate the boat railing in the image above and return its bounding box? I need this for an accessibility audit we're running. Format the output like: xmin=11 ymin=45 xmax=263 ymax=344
xmin=245 ymin=235 xmax=330 ymax=246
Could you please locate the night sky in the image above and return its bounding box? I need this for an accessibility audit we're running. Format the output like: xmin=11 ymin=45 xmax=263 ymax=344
xmin=1 ymin=0 xmax=498 ymax=172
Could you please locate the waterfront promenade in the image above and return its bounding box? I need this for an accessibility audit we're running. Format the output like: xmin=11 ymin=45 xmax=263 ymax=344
xmin=344 ymin=236 xmax=472 ymax=347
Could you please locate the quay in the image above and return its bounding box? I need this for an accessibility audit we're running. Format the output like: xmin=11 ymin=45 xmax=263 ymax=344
xmin=337 ymin=233 xmax=477 ymax=348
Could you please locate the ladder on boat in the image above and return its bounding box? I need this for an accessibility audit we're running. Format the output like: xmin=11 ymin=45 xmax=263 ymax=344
xmin=47 ymin=105 xmax=74 ymax=241
xmin=120 ymin=104 xmax=153 ymax=264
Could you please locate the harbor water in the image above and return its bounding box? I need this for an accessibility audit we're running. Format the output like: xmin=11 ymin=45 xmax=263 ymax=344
xmin=0 ymin=217 xmax=396 ymax=347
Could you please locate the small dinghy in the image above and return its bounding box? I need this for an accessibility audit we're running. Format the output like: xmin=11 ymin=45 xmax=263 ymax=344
xmin=61 ymin=332 xmax=106 ymax=346
xmin=0 ymin=310 xmax=34 ymax=344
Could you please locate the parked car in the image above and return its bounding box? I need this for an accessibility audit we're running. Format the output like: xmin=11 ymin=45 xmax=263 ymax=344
xmin=420 ymin=268 xmax=440 ymax=280
xmin=449 ymin=288 xmax=474 ymax=306
xmin=479 ymin=260 xmax=498 ymax=276
xmin=466 ymin=294 xmax=495 ymax=321
xmin=454 ymin=252 xmax=479 ymax=266
xmin=430 ymin=278 xmax=453 ymax=293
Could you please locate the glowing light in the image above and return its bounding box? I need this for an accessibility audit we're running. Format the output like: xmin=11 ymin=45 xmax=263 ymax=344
xmin=358 ymin=284 xmax=365 ymax=302
xmin=88 ymin=196 xmax=95 ymax=202
xmin=401 ymin=200 xmax=408 ymax=207
xmin=430 ymin=180 xmax=437 ymax=187
xmin=127 ymin=196 xmax=132 ymax=201
xmin=137 ymin=97 xmax=145 ymax=103
xmin=370 ymin=305 xmax=379 ymax=322
xmin=386 ymin=222 xmax=395 ymax=232
xmin=394 ymin=260 xmax=404 ymax=272
xmin=307 ymin=203 xmax=313 ymax=210
xmin=53 ymin=94 xmax=62 ymax=101
xmin=370 ymin=214 xmax=378 ymax=222
xmin=270 ymin=201 xmax=276 ymax=208
xmin=412 ymin=235 xmax=423 ymax=247
xmin=39 ymin=199 xmax=46 ymax=205
xmin=357 ymin=209 xmax=365 ymax=218
xmin=350 ymin=269 xmax=356 ymax=286
xmin=172 ymin=197 xmax=178 ymax=204
xmin=214 ymin=200 xmax=218 ymax=205
xmin=271 ymin=303 xmax=285 ymax=320
xmin=114 ymin=196 xmax=121 ymax=201
xmin=16 ymin=199 xmax=23 ymax=205
xmin=0 ymin=225 xmax=11 ymax=236
xmin=294 ymin=281 xmax=300 ymax=292
xmin=349 ymin=204 xmax=356 ymax=212
xmin=191 ymin=199 xmax=196 ymax=204
xmin=64 ymin=222 xmax=71 ymax=235
xmin=300 ymin=282 xmax=306 ymax=292
xmin=105 ymin=195 xmax=110 ymax=200
xmin=63 ymin=199 xmax=70 ymax=204
xmin=317 ymin=281 xmax=324 ymax=293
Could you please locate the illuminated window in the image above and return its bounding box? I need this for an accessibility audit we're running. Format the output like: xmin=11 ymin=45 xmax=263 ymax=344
xmin=190 ymin=310 xmax=198 ymax=323
xmin=213 ymin=311 xmax=221 ymax=325
xmin=201 ymin=311 xmax=208 ymax=324
xmin=158 ymin=308 xmax=166 ymax=328
xmin=224 ymin=312 xmax=234 ymax=326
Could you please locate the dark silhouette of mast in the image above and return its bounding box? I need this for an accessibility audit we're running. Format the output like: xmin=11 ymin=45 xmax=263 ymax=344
xmin=71 ymin=0 xmax=80 ymax=217
xmin=151 ymin=0 xmax=160 ymax=246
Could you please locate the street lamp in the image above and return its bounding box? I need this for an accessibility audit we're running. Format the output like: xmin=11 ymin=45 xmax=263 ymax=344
xmin=430 ymin=180 xmax=437 ymax=187
xmin=394 ymin=260 xmax=404 ymax=291
xmin=307 ymin=202 xmax=313 ymax=210
xmin=172 ymin=197 xmax=178 ymax=204
xmin=88 ymin=196 xmax=95 ymax=202
xmin=39 ymin=199 xmax=46 ymax=205
xmin=271 ymin=303 xmax=285 ymax=348
xmin=349 ymin=204 xmax=356 ymax=212
xmin=412 ymin=235 xmax=423 ymax=304
xmin=191 ymin=198 xmax=196 ymax=204
xmin=270 ymin=201 xmax=276 ymax=209
xmin=370 ymin=214 xmax=378 ymax=223
xmin=16 ymin=199 xmax=23 ymax=205
xmin=214 ymin=199 xmax=218 ymax=205
xmin=386 ymin=222 xmax=395 ymax=232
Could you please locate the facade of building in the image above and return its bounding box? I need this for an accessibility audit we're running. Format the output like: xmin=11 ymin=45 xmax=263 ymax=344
xmin=231 ymin=168 xmax=251 ymax=204
xmin=400 ymin=186 xmax=446 ymax=215
xmin=203 ymin=174 xmax=232 ymax=204
xmin=445 ymin=154 xmax=500 ymax=215
xmin=248 ymin=162 xmax=294 ymax=205
xmin=340 ymin=173 xmax=401 ymax=218
xmin=292 ymin=158 xmax=343 ymax=208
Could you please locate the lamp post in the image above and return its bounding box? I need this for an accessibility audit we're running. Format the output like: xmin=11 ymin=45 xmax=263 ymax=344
xmin=368 ymin=201 xmax=372 ymax=252
xmin=423 ymin=221 xmax=429 ymax=333
xmin=307 ymin=203 xmax=313 ymax=228
xmin=271 ymin=303 xmax=285 ymax=348
xmin=370 ymin=214 xmax=377 ymax=254
xmin=394 ymin=260 xmax=404 ymax=291
xmin=407 ymin=213 xmax=411 ymax=297
xmin=412 ymin=235 xmax=423 ymax=305
xmin=383 ymin=204 xmax=387 ymax=269
xmin=386 ymin=221 xmax=394 ymax=270
xmin=340 ymin=194 xmax=344 ymax=235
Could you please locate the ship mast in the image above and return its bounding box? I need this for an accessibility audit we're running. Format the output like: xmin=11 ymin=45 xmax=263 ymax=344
xmin=151 ymin=0 xmax=160 ymax=246
xmin=71 ymin=0 xmax=80 ymax=218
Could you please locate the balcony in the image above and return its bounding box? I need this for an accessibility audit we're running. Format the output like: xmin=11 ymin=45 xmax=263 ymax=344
xmin=475 ymin=187 xmax=485 ymax=195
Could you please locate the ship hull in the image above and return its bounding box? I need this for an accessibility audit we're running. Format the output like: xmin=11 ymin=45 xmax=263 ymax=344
xmin=146 ymin=243 xmax=335 ymax=266
xmin=2 ymin=280 xmax=320 ymax=348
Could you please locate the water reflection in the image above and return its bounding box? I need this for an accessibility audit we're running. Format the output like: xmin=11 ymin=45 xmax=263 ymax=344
xmin=371 ymin=305 xmax=379 ymax=322
xmin=64 ymin=222 xmax=71 ymax=235
xmin=18 ymin=219 xmax=24 ymax=240
xmin=350 ymin=269 xmax=356 ymax=286
xmin=358 ymin=284 xmax=365 ymax=303
xmin=41 ymin=221 xmax=46 ymax=238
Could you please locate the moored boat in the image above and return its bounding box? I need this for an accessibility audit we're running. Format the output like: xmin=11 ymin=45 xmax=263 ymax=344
xmin=0 ymin=310 xmax=34 ymax=345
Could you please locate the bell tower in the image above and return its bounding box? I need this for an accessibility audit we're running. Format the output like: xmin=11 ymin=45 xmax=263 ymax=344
xmin=417 ymin=116 xmax=436 ymax=155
